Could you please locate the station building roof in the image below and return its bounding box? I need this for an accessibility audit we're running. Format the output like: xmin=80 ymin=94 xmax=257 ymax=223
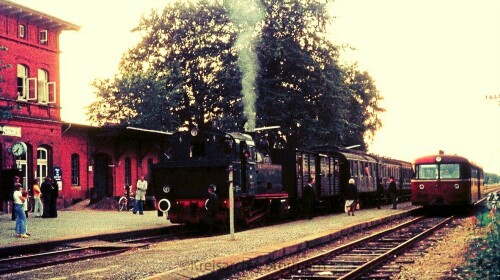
xmin=0 ymin=0 xmax=80 ymax=31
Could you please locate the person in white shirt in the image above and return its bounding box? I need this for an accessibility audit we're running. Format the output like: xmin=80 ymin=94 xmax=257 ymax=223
xmin=13 ymin=179 xmax=29 ymax=238
xmin=132 ymin=175 xmax=148 ymax=215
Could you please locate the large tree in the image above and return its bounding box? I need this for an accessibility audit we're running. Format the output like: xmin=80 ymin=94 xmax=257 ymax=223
xmin=88 ymin=0 xmax=384 ymax=150
xmin=256 ymin=0 xmax=354 ymax=148
xmin=88 ymin=0 xmax=243 ymax=131
xmin=343 ymin=64 xmax=384 ymax=150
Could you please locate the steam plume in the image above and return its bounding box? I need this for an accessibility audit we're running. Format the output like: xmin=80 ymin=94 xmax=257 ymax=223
xmin=224 ymin=0 xmax=265 ymax=132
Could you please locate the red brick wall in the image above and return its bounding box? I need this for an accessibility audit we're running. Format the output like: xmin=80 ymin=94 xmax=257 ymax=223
xmin=60 ymin=128 xmax=89 ymax=204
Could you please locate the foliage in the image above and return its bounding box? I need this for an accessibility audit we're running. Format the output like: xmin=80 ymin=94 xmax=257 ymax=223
xmin=485 ymin=172 xmax=500 ymax=184
xmin=460 ymin=209 xmax=500 ymax=279
xmin=87 ymin=0 xmax=384 ymax=150
xmin=88 ymin=0 xmax=243 ymax=132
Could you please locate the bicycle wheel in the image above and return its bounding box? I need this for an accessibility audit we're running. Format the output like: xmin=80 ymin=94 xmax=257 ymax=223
xmin=118 ymin=197 xmax=128 ymax=211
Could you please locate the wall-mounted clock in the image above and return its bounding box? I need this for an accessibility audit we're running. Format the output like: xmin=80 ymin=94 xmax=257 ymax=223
xmin=12 ymin=141 xmax=27 ymax=157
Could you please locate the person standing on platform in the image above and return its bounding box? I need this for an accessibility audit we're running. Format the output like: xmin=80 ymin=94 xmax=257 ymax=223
xmin=41 ymin=177 xmax=52 ymax=218
xmin=133 ymin=175 xmax=148 ymax=215
xmin=376 ymin=178 xmax=384 ymax=209
xmin=11 ymin=176 xmax=21 ymax=221
xmin=204 ymin=184 xmax=219 ymax=235
xmin=32 ymin=179 xmax=43 ymax=217
xmin=302 ymin=177 xmax=316 ymax=220
xmin=13 ymin=183 xmax=29 ymax=238
xmin=344 ymin=178 xmax=358 ymax=216
xmin=50 ymin=177 xmax=59 ymax=218
xmin=388 ymin=176 xmax=398 ymax=209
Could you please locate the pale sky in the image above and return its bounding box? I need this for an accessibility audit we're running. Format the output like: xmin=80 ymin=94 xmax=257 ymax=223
xmin=12 ymin=0 xmax=500 ymax=174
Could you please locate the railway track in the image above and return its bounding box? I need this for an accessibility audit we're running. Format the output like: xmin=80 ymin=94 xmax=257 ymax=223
xmin=0 ymin=228 xmax=197 ymax=275
xmin=254 ymin=215 xmax=453 ymax=280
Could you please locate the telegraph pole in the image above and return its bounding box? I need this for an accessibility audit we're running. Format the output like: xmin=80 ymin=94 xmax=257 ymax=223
xmin=486 ymin=94 xmax=500 ymax=106
xmin=485 ymin=94 xmax=500 ymax=178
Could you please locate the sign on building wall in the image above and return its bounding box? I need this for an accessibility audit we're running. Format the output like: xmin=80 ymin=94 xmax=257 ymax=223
xmin=0 ymin=126 xmax=21 ymax=137
xmin=53 ymin=166 xmax=62 ymax=181
xmin=53 ymin=166 xmax=62 ymax=190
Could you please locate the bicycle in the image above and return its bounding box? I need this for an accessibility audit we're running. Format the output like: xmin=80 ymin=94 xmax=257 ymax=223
xmin=118 ymin=192 xmax=135 ymax=212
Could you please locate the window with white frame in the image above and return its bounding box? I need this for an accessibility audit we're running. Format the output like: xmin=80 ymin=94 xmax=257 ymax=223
xmin=19 ymin=24 xmax=26 ymax=39
xmin=37 ymin=148 xmax=48 ymax=182
xmin=38 ymin=69 xmax=49 ymax=103
xmin=71 ymin=154 xmax=80 ymax=185
xmin=17 ymin=64 xmax=28 ymax=100
xmin=40 ymin=30 xmax=48 ymax=44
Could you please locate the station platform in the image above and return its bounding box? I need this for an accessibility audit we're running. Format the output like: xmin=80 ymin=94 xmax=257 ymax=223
xmin=0 ymin=205 xmax=170 ymax=248
xmin=0 ymin=201 xmax=420 ymax=280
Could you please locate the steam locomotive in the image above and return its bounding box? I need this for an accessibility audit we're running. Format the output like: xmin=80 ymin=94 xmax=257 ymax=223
xmin=150 ymin=129 xmax=412 ymax=226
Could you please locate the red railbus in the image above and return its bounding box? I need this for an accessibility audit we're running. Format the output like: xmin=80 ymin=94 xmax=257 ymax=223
xmin=411 ymin=152 xmax=484 ymax=207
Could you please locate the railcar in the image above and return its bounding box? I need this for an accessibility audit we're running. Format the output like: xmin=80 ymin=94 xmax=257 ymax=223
xmin=411 ymin=152 xmax=484 ymax=207
xmin=311 ymin=146 xmax=413 ymax=204
xmin=150 ymin=129 xmax=412 ymax=226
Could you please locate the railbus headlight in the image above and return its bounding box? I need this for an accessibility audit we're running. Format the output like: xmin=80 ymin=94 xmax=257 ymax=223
xmin=454 ymin=184 xmax=460 ymax=189
xmin=419 ymin=184 xmax=425 ymax=190
xmin=158 ymin=198 xmax=171 ymax=212
xmin=163 ymin=185 xmax=171 ymax=194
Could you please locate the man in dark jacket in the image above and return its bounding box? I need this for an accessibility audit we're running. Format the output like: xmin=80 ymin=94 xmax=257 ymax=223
xmin=302 ymin=177 xmax=315 ymax=220
xmin=205 ymin=184 xmax=219 ymax=235
xmin=49 ymin=177 xmax=58 ymax=217
xmin=388 ymin=176 xmax=398 ymax=209
xmin=40 ymin=177 xmax=52 ymax=218
xmin=376 ymin=178 xmax=384 ymax=209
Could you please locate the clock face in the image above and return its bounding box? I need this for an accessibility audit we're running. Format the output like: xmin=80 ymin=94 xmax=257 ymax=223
xmin=12 ymin=142 xmax=26 ymax=156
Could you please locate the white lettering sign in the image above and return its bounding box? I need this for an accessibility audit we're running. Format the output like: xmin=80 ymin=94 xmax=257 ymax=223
xmin=0 ymin=126 xmax=21 ymax=137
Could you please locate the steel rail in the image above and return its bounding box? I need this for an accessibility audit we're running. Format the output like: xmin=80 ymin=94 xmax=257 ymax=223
xmin=0 ymin=247 xmax=130 ymax=274
xmin=253 ymin=215 xmax=453 ymax=280
xmin=338 ymin=215 xmax=454 ymax=279
xmin=0 ymin=228 xmax=197 ymax=275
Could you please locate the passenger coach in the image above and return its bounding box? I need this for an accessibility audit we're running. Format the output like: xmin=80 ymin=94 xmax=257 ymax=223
xmin=411 ymin=151 xmax=484 ymax=207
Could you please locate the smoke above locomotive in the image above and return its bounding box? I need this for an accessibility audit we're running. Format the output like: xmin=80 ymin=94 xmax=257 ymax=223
xmin=224 ymin=0 xmax=265 ymax=132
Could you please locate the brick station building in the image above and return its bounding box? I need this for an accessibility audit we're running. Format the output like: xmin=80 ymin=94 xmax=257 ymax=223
xmin=0 ymin=0 xmax=168 ymax=211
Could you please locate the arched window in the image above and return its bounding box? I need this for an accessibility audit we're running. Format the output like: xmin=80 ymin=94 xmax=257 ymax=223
xmin=17 ymin=64 xmax=29 ymax=100
xmin=71 ymin=154 xmax=80 ymax=185
xmin=38 ymin=69 xmax=49 ymax=103
xmin=124 ymin=157 xmax=131 ymax=187
xmin=37 ymin=148 xmax=48 ymax=181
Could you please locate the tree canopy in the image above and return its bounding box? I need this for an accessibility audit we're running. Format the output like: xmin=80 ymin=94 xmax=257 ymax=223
xmin=88 ymin=0 xmax=384 ymax=150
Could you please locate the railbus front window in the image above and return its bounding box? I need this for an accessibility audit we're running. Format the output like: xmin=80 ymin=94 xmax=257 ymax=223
xmin=439 ymin=164 xmax=460 ymax=179
xmin=416 ymin=164 xmax=438 ymax=179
